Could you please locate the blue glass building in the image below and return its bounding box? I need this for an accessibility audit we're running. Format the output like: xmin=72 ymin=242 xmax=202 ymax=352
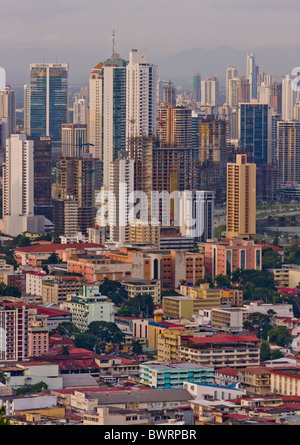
xmin=30 ymin=63 xmax=68 ymax=144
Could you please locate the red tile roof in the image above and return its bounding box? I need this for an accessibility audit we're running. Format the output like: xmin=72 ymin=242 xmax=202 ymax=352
xmin=14 ymin=243 xmax=103 ymax=254
xmin=215 ymin=368 xmax=237 ymax=376
xmin=184 ymin=334 xmax=260 ymax=344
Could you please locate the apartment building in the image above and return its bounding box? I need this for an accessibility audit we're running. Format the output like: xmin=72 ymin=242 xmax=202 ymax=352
xmin=139 ymin=361 xmax=214 ymax=389
xmin=41 ymin=277 xmax=84 ymax=305
xmin=236 ymin=367 xmax=271 ymax=395
xmin=0 ymin=303 xmax=29 ymax=362
xmin=211 ymin=307 xmax=247 ymax=333
xmin=179 ymin=334 xmax=261 ymax=369
xmin=204 ymin=238 xmax=262 ymax=280
xmin=118 ymin=277 xmax=161 ymax=305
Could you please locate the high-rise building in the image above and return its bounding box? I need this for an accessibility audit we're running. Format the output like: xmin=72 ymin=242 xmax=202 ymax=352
xmin=157 ymin=105 xmax=192 ymax=147
xmin=73 ymin=96 xmax=88 ymax=124
xmin=2 ymin=134 xmax=45 ymax=236
xmin=0 ymin=303 xmax=29 ymax=362
xmin=193 ymin=71 xmax=201 ymax=103
xmin=270 ymin=82 xmax=282 ymax=116
xmin=201 ymin=76 xmax=219 ymax=107
xmin=282 ymin=75 xmax=296 ymax=121
xmin=226 ymin=67 xmax=238 ymax=104
xmin=29 ymin=63 xmax=69 ymax=143
xmin=108 ymin=150 xmax=134 ymax=244
xmin=239 ymin=102 xmax=272 ymax=164
xmin=180 ymin=190 xmax=215 ymax=242
xmin=88 ymin=61 xmax=103 ymax=159
xmin=126 ymin=50 xmax=158 ymax=145
xmin=226 ymin=154 xmax=256 ymax=239
xmin=61 ymin=123 xmax=87 ymax=157
xmin=29 ymin=135 xmax=53 ymax=222
xmin=0 ymin=85 xmax=16 ymax=136
xmin=163 ymin=80 xmax=176 ymax=106
xmin=23 ymin=84 xmax=31 ymax=134
xmin=246 ymin=53 xmax=259 ymax=100
xmin=277 ymin=120 xmax=300 ymax=185
xmin=102 ymin=52 xmax=127 ymax=186
xmin=52 ymin=156 xmax=102 ymax=233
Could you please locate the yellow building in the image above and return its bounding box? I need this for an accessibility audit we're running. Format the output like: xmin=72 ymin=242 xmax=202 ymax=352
xmin=236 ymin=367 xmax=271 ymax=395
xmin=226 ymin=154 xmax=256 ymax=239
xmin=162 ymin=296 xmax=194 ymax=320
xmin=129 ymin=221 xmax=160 ymax=247
xmin=270 ymin=369 xmax=300 ymax=396
xmin=220 ymin=288 xmax=244 ymax=307
xmin=178 ymin=283 xmax=221 ymax=316
xmin=157 ymin=329 xmax=184 ymax=361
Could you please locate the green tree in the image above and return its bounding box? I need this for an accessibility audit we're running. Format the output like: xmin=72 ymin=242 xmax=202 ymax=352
xmin=0 ymin=371 xmax=7 ymax=384
xmin=0 ymin=407 xmax=10 ymax=425
xmin=131 ymin=339 xmax=143 ymax=355
xmin=215 ymin=274 xmax=232 ymax=289
xmin=243 ymin=312 xmax=273 ymax=340
xmin=262 ymin=248 xmax=282 ymax=270
xmin=268 ymin=326 xmax=293 ymax=347
xmin=50 ymin=322 xmax=79 ymax=338
xmin=271 ymin=349 xmax=284 ymax=360
xmin=260 ymin=341 xmax=271 ymax=362
xmin=99 ymin=278 xmax=128 ymax=306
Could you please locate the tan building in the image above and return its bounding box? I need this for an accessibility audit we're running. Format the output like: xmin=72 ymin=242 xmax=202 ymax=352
xmin=226 ymin=154 xmax=256 ymax=239
xmin=129 ymin=221 xmax=160 ymax=247
xmin=273 ymin=268 xmax=290 ymax=287
xmin=220 ymin=288 xmax=244 ymax=307
xmin=84 ymin=406 xmax=149 ymax=425
xmin=118 ymin=277 xmax=161 ymax=305
xmin=211 ymin=307 xmax=247 ymax=333
xmin=41 ymin=278 xmax=84 ymax=305
xmin=157 ymin=329 xmax=185 ymax=361
xmin=236 ymin=367 xmax=271 ymax=395
xmin=179 ymin=334 xmax=261 ymax=369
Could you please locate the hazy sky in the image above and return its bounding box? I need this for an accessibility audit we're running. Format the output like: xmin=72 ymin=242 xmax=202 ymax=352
xmin=2 ymin=0 xmax=300 ymax=59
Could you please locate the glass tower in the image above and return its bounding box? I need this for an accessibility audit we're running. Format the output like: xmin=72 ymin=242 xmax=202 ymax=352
xmin=30 ymin=63 xmax=68 ymax=143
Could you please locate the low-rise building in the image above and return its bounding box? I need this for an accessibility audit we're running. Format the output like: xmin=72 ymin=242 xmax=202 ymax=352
xmin=211 ymin=307 xmax=247 ymax=333
xmin=183 ymin=380 xmax=246 ymax=401
xmin=70 ymin=284 xmax=114 ymax=331
xmin=139 ymin=361 xmax=214 ymax=389
xmin=41 ymin=277 xmax=84 ymax=305
xmin=118 ymin=277 xmax=161 ymax=306
xmin=179 ymin=334 xmax=261 ymax=369
xmin=236 ymin=367 xmax=272 ymax=395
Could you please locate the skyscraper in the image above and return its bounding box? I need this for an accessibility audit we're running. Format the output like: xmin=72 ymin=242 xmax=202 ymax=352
xmin=201 ymin=76 xmax=219 ymax=107
xmin=0 ymin=85 xmax=16 ymax=136
xmin=29 ymin=63 xmax=68 ymax=143
xmin=23 ymin=84 xmax=31 ymax=134
xmin=2 ymin=134 xmax=44 ymax=236
xmin=277 ymin=120 xmax=300 ymax=185
xmin=226 ymin=66 xmax=238 ymax=104
xmin=246 ymin=53 xmax=258 ymax=100
xmin=126 ymin=50 xmax=158 ymax=144
xmin=239 ymin=102 xmax=272 ymax=164
xmin=89 ymin=61 xmax=103 ymax=159
xmin=226 ymin=154 xmax=256 ymax=239
xmin=102 ymin=51 xmax=127 ymax=186
xmin=193 ymin=71 xmax=201 ymax=103
xmin=282 ymin=75 xmax=296 ymax=121
xmin=61 ymin=123 xmax=87 ymax=157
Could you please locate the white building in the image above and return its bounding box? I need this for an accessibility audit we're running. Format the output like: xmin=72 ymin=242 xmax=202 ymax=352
xmin=26 ymin=272 xmax=52 ymax=296
xmin=201 ymin=76 xmax=219 ymax=107
xmin=226 ymin=66 xmax=238 ymax=104
xmin=108 ymin=150 xmax=135 ymax=244
xmin=126 ymin=49 xmax=158 ymax=145
xmin=70 ymin=284 xmax=114 ymax=331
xmin=73 ymin=96 xmax=87 ymax=124
xmin=282 ymin=74 xmax=296 ymax=121
xmin=89 ymin=62 xmax=103 ymax=159
xmin=102 ymin=53 xmax=127 ymax=187
xmin=244 ymin=302 xmax=293 ymax=318
xmin=23 ymin=84 xmax=31 ymax=135
xmin=2 ymin=134 xmax=44 ymax=236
